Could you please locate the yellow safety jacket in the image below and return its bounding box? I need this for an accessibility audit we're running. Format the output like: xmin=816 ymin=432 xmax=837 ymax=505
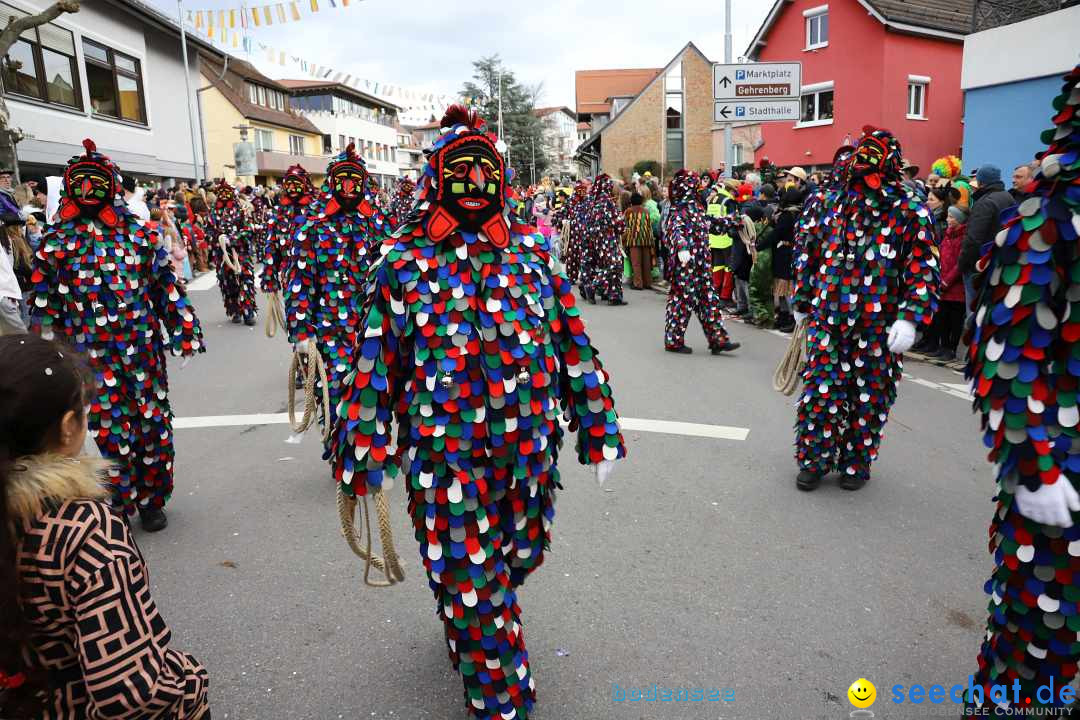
xmin=707 ymin=189 xmax=735 ymax=271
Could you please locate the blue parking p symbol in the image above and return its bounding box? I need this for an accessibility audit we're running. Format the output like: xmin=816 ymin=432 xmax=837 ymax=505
xmin=735 ymin=106 xmax=745 ymax=117
xmin=736 ymin=69 xmax=745 ymax=80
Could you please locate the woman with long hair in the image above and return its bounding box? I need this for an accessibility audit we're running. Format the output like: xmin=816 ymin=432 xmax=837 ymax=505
xmin=0 ymin=334 xmax=208 ymax=719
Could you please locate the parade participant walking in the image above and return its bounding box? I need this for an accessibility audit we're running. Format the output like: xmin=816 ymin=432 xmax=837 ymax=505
xmin=622 ymin=192 xmax=654 ymax=290
xmin=28 ymin=139 xmax=205 ymax=531
xmin=964 ymin=65 xmax=1080 ymax=712
xmin=208 ymin=179 xmax=257 ymax=326
xmin=579 ymin=174 xmax=626 ymax=305
xmin=284 ymin=143 xmax=389 ymax=448
xmin=386 ymin=176 xmax=416 ymax=229
xmin=0 ymin=334 xmax=209 ymax=719
xmin=330 ymin=106 xmax=625 ymax=720
xmin=791 ymin=127 xmax=938 ymax=492
xmin=552 ymin=180 xmax=588 ymax=283
xmin=663 ymin=169 xmax=740 ymax=355
xmin=260 ymin=165 xmax=315 ymax=308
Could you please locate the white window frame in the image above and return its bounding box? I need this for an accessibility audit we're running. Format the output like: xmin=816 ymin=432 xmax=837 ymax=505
xmin=253 ymin=128 xmax=273 ymax=152
xmin=289 ymin=134 xmax=305 ymax=155
xmin=804 ymin=5 xmax=828 ymax=50
xmin=907 ymin=75 xmax=929 ymax=120
xmin=795 ymin=80 xmax=834 ymax=129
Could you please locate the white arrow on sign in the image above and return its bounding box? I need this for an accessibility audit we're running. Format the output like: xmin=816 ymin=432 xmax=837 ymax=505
xmin=714 ymin=99 xmax=801 ymax=124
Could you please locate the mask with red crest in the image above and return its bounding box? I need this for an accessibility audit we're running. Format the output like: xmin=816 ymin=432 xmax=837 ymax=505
xmin=847 ymin=126 xmax=903 ymax=191
xmin=418 ymin=105 xmax=510 ymax=248
xmin=322 ymin=142 xmax=376 ymax=217
xmin=57 ymin=138 xmax=122 ymax=226
xmin=279 ymin=164 xmax=314 ymax=207
xmin=214 ymin=179 xmax=238 ymax=209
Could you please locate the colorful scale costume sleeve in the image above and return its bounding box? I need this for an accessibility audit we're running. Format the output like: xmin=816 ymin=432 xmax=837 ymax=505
xmin=29 ymin=139 xmax=205 ymax=514
xmin=792 ymin=127 xmax=939 ymax=484
xmin=330 ymin=107 xmax=625 ymax=720
xmin=208 ymin=180 xmax=258 ymax=321
xmin=965 ymin=66 xmax=1080 ymax=709
xmin=663 ymin=169 xmax=732 ymax=351
xmin=260 ymin=165 xmax=315 ymax=296
xmin=577 ymin=174 xmax=625 ymax=304
xmin=386 ymin=176 xmax=417 ymax=230
xmin=283 ymin=143 xmax=390 ymax=450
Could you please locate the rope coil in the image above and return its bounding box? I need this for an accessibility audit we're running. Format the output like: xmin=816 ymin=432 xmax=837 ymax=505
xmin=773 ymin=318 xmax=808 ymax=396
xmin=287 ymin=338 xmax=331 ymax=442
xmin=218 ymin=234 xmax=241 ymax=274
xmin=264 ymin=291 xmax=286 ymax=338
xmin=337 ymin=485 xmax=405 ymax=587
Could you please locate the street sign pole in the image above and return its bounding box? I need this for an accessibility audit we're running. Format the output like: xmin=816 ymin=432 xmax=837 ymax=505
xmin=723 ymin=0 xmax=732 ymax=177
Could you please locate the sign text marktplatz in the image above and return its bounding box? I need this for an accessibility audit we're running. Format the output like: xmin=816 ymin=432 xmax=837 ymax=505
xmin=713 ymin=62 xmax=802 ymax=100
xmin=713 ymin=62 xmax=802 ymax=124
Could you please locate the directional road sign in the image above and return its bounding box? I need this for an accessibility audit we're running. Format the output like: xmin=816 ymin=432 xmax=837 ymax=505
xmin=713 ymin=62 xmax=802 ymax=102
xmin=714 ymin=99 xmax=800 ymax=124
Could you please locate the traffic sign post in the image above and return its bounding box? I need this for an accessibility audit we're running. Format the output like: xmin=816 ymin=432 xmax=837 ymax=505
xmin=714 ymin=99 xmax=800 ymax=124
xmin=713 ymin=62 xmax=803 ymax=121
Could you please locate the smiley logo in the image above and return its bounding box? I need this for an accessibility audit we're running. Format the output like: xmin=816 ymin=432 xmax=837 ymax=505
xmin=848 ymin=678 xmax=876 ymax=708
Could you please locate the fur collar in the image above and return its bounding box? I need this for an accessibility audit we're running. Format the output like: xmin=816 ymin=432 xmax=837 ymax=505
xmin=7 ymin=454 xmax=110 ymax=523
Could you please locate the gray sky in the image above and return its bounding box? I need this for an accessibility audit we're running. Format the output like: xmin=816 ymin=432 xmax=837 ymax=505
xmin=155 ymin=0 xmax=772 ymax=121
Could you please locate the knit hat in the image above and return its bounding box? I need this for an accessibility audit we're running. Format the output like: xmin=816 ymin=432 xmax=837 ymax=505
xmin=976 ymin=164 xmax=1002 ymax=187
xmin=948 ymin=205 xmax=968 ymax=223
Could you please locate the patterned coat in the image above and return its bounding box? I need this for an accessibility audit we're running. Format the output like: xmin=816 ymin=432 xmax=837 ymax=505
xmin=11 ymin=455 xmax=208 ymax=719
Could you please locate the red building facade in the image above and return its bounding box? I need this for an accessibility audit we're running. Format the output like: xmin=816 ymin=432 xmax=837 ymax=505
xmin=747 ymin=0 xmax=970 ymax=174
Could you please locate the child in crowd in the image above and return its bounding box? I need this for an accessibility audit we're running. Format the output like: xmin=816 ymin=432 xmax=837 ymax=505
xmin=929 ymin=205 xmax=969 ymax=360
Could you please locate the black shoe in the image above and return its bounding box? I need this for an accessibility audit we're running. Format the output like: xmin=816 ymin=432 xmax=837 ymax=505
xmin=665 ymin=345 xmax=693 ymax=354
xmin=231 ymin=315 xmax=242 ymax=324
xmin=839 ymin=473 xmax=868 ymax=491
xmin=138 ymin=506 xmax=168 ymax=532
xmin=244 ymin=312 xmax=257 ymax=326
xmin=796 ymin=470 xmax=822 ymax=491
xmin=608 ymin=299 xmax=628 ymax=306
xmin=711 ymin=341 xmax=741 ymax=354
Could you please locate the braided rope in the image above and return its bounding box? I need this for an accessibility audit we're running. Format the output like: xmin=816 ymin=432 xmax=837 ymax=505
xmin=337 ymin=485 xmax=405 ymax=587
xmin=264 ymin=291 xmax=286 ymax=338
xmin=773 ymin=319 xmax=808 ymax=396
xmin=287 ymin=339 xmax=331 ymax=442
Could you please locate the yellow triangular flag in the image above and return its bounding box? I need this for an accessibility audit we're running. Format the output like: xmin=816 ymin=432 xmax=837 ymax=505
xmin=194 ymin=10 xmax=203 ymax=27
xmin=206 ymin=9 xmax=213 ymax=25
xmin=229 ymin=9 xmax=236 ymax=27
xmin=219 ymin=10 xmax=225 ymax=28
xmin=206 ymin=24 xmax=214 ymax=38
xmin=290 ymin=2 xmax=300 ymax=21
xmin=232 ymin=31 xmax=239 ymax=48
xmin=251 ymin=7 xmax=261 ymax=25
xmin=263 ymin=6 xmax=273 ymax=24
xmin=309 ymin=0 xmax=318 ymax=11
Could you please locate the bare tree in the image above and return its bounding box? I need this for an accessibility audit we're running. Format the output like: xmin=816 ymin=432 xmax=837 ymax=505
xmin=0 ymin=0 xmax=80 ymax=177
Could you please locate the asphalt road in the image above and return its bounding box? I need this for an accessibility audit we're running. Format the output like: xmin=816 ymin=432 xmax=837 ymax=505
xmin=145 ymin=279 xmax=995 ymax=720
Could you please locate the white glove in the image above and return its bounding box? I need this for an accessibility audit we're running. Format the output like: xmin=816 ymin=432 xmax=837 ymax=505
xmin=1016 ymin=481 xmax=1080 ymax=528
xmin=792 ymin=310 xmax=807 ymax=326
xmin=594 ymin=459 xmax=617 ymax=487
xmin=886 ymin=319 xmax=916 ymax=354
xmin=677 ymin=249 xmax=691 ymax=265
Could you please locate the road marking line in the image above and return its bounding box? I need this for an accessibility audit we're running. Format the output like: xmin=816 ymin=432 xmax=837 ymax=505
xmin=186 ymin=272 xmax=218 ymax=292
xmin=173 ymin=413 xmax=750 ymax=441
xmin=904 ymin=376 xmax=972 ymax=401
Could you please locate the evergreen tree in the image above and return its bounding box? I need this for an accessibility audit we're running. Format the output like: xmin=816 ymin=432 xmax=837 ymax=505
xmin=461 ymin=55 xmax=550 ymax=186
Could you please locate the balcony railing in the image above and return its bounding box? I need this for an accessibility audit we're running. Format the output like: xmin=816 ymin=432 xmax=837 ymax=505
xmin=972 ymin=0 xmax=1079 ymax=31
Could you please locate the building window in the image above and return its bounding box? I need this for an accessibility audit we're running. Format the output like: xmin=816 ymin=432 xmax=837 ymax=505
xmin=338 ymin=134 xmax=346 ymax=151
xmin=798 ymin=81 xmax=834 ymax=126
xmin=664 ymin=60 xmax=684 ymax=176
xmin=0 ymin=4 xmax=80 ymax=109
xmin=289 ymin=135 xmax=305 ymax=155
xmin=731 ymin=144 xmax=743 ymax=166
xmin=907 ymin=75 xmax=929 ymax=119
xmin=82 ymin=39 xmax=145 ymax=123
xmin=254 ymin=128 xmax=273 ymax=152
xmin=805 ymin=6 xmax=828 ymax=50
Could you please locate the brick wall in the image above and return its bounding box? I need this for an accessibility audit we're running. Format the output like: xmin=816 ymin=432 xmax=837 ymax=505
xmin=683 ymin=48 xmax=714 ymax=172
xmin=600 ymin=77 xmax=663 ymax=182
